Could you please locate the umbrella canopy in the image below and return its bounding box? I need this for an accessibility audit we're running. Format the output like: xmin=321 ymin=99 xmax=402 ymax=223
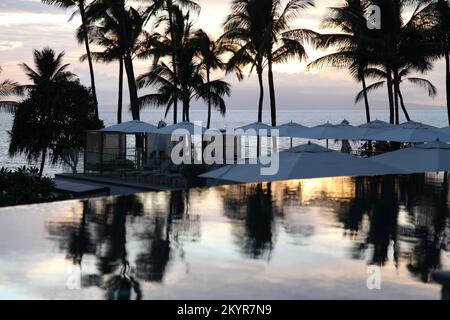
xmin=357 ymin=120 xmax=395 ymax=139
xmin=236 ymin=122 xmax=274 ymax=136
xmin=300 ymin=121 xmax=364 ymax=140
xmin=368 ymin=141 xmax=450 ymax=173
xmin=365 ymin=121 xmax=450 ymax=143
xmin=100 ymin=120 xmax=158 ymax=134
xmin=276 ymin=122 xmax=309 ymax=138
xmin=200 ymin=142 xmax=402 ymax=183
xmin=157 ymin=121 xmax=208 ymax=135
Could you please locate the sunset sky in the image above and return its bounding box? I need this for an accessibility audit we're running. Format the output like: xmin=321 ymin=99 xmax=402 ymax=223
xmin=0 ymin=0 xmax=446 ymax=111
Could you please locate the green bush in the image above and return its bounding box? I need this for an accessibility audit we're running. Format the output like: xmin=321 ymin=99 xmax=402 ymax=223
xmin=0 ymin=166 xmax=64 ymax=207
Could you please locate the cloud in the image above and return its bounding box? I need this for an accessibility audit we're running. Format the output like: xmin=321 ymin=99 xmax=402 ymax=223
xmin=0 ymin=0 xmax=446 ymax=111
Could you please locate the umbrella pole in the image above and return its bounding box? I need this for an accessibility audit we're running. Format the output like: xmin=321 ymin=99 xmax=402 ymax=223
xmin=290 ymin=137 xmax=293 ymax=149
xmin=326 ymin=139 xmax=329 ymax=149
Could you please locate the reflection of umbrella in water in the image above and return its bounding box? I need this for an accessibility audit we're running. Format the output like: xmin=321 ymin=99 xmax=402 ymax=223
xmin=201 ymin=142 xmax=403 ymax=183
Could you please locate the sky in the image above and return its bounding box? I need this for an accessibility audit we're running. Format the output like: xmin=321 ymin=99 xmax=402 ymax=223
xmin=0 ymin=0 xmax=447 ymax=111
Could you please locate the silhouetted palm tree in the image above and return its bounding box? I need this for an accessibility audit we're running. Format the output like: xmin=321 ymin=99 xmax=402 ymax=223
xmin=137 ymin=8 xmax=230 ymax=121
xmin=142 ymin=0 xmax=200 ymax=124
xmin=222 ymin=0 xmax=269 ymax=123
xmin=81 ymin=6 xmax=152 ymax=123
xmin=420 ymin=0 xmax=450 ymax=124
xmin=308 ymin=0 xmax=373 ymax=123
xmin=355 ymin=66 xmax=437 ymax=122
xmin=86 ymin=0 xmax=145 ymax=121
xmin=41 ymin=0 xmax=99 ymax=119
xmin=0 ymin=67 xmax=23 ymax=113
xmin=192 ymin=30 xmax=226 ymax=128
xmin=224 ymin=0 xmax=314 ymax=126
xmin=16 ymin=48 xmax=77 ymax=175
xmin=367 ymin=0 xmax=435 ymax=124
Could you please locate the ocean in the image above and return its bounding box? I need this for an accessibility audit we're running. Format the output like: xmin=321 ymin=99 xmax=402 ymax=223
xmin=1 ymin=106 xmax=449 ymax=176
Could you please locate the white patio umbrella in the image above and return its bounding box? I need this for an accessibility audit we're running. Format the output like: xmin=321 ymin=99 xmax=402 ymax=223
xmin=157 ymin=121 xmax=208 ymax=135
xmin=276 ymin=122 xmax=309 ymax=137
xmin=200 ymin=142 xmax=402 ymax=183
xmin=276 ymin=122 xmax=309 ymax=148
xmin=236 ymin=122 xmax=275 ymax=136
xmin=100 ymin=120 xmax=158 ymax=134
xmin=365 ymin=121 xmax=450 ymax=143
xmin=368 ymin=141 xmax=450 ymax=173
xmin=357 ymin=120 xmax=395 ymax=139
xmin=301 ymin=121 xmax=365 ymax=141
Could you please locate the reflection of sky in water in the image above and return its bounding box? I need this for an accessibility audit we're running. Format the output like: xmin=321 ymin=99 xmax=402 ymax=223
xmin=0 ymin=174 xmax=449 ymax=299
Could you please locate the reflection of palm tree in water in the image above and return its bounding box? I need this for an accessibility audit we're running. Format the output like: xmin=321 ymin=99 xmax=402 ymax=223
xmin=337 ymin=176 xmax=400 ymax=266
xmin=135 ymin=190 xmax=191 ymax=282
xmin=96 ymin=195 xmax=144 ymax=300
xmin=244 ymin=184 xmax=275 ymax=259
xmin=406 ymin=175 xmax=450 ymax=283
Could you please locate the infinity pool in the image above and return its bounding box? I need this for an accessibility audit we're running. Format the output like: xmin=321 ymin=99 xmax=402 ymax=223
xmin=0 ymin=174 xmax=449 ymax=299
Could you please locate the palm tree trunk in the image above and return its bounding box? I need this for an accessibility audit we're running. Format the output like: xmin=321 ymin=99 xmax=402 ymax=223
xmin=206 ymin=69 xmax=212 ymax=129
xmin=267 ymin=57 xmax=277 ymax=127
xmin=79 ymin=4 xmax=99 ymax=120
xmin=124 ymin=52 xmax=140 ymax=121
xmin=446 ymin=50 xmax=450 ymax=126
xmin=118 ymin=57 xmax=124 ymax=124
xmin=39 ymin=148 xmax=47 ymax=177
xmin=361 ymin=75 xmax=371 ymax=123
xmin=257 ymin=68 xmax=264 ymax=123
xmin=397 ymin=86 xmax=411 ymax=122
xmin=393 ymin=71 xmax=400 ymax=125
xmin=386 ymin=70 xmax=395 ymax=124
xmin=167 ymin=2 xmax=178 ymax=124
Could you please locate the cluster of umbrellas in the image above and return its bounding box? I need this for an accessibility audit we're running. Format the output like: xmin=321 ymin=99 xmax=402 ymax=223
xmin=276 ymin=120 xmax=450 ymax=143
xmin=99 ymin=119 xmax=450 ymax=143
xmin=201 ymin=141 xmax=450 ymax=183
xmin=97 ymin=120 xmax=450 ymax=184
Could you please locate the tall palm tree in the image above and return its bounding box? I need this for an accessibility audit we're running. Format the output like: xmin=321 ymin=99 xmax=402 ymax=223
xmin=41 ymin=0 xmax=99 ymax=119
xmin=307 ymin=0 xmax=373 ymax=123
xmin=17 ymin=48 xmax=77 ymax=176
xmin=137 ymin=10 xmax=231 ymax=123
xmin=368 ymin=0 xmax=434 ymax=124
xmin=263 ymin=0 xmax=315 ymax=126
xmin=222 ymin=0 xmax=268 ymax=123
xmin=81 ymin=6 xmax=154 ymax=124
xmin=192 ymin=29 xmax=226 ymax=128
xmin=142 ymin=0 xmax=200 ymax=124
xmin=421 ymin=0 xmax=450 ymax=124
xmin=86 ymin=0 xmax=145 ymax=121
xmin=0 ymin=67 xmax=23 ymax=113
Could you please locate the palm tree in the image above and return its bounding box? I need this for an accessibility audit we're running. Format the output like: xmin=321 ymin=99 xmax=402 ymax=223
xmin=81 ymin=5 xmax=153 ymax=124
xmin=222 ymin=0 xmax=268 ymax=123
xmin=307 ymin=0 xmax=373 ymax=123
xmin=86 ymin=0 xmax=145 ymax=121
xmin=0 ymin=67 xmax=23 ymax=113
xmin=142 ymin=0 xmax=200 ymax=124
xmin=41 ymin=0 xmax=99 ymax=120
xmin=264 ymin=0 xmax=315 ymax=126
xmin=421 ymin=0 xmax=450 ymax=124
xmin=137 ymin=11 xmax=230 ymax=123
xmin=355 ymin=66 xmax=438 ymax=122
xmin=192 ymin=30 xmax=226 ymax=128
xmin=368 ymin=0 xmax=435 ymax=124
xmin=18 ymin=48 xmax=76 ymax=175
xmin=224 ymin=0 xmax=314 ymax=126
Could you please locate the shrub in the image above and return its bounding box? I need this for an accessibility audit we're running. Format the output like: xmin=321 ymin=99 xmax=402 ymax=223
xmin=0 ymin=166 xmax=65 ymax=207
